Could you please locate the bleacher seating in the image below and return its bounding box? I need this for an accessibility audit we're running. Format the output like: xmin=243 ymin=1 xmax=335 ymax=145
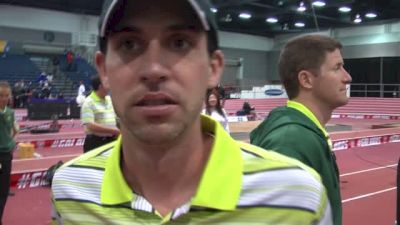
xmin=52 ymin=55 xmax=97 ymax=98
xmin=59 ymin=55 xmax=96 ymax=85
xmin=335 ymin=97 xmax=400 ymax=115
xmin=0 ymin=54 xmax=41 ymax=85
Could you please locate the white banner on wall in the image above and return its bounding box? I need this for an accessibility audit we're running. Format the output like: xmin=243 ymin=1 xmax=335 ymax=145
xmin=240 ymin=85 xmax=288 ymax=99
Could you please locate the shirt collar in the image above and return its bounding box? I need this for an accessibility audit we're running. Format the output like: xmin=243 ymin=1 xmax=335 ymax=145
xmin=90 ymin=91 xmax=103 ymax=102
xmin=191 ymin=114 xmax=242 ymax=210
xmin=101 ymin=136 xmax=133 ymax=204
xmin=287 ymin=100 xmax=332 ymax=149
xmin=101 ymin=115 xmax=243 ymax=211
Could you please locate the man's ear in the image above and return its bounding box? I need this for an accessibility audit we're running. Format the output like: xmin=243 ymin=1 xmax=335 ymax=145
xmin=298 ymin=70 xmax=314 ymax=90
xmin=207 ymin=50 xmax=224 ymax=88
xmin=95 ymin=51 xmax=110 ymax=89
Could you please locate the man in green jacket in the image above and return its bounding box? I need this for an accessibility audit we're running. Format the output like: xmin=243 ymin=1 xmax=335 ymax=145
xmin=250 ymin=34 xmax=352 ymax=225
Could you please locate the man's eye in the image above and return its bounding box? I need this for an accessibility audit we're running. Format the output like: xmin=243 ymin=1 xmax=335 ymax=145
xmin=170 ymin=38 xmax=191 ymax=50
xmin=121 ymin=40 xmax=139 ymax=51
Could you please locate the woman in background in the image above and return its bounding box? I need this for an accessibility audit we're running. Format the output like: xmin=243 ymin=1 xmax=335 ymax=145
xmin=203 ymin=88 xmax=230 ymax=133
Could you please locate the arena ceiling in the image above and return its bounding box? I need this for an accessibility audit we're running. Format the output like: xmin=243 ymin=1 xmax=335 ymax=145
xmin=1 ymin=0 xmax=400 ymax=37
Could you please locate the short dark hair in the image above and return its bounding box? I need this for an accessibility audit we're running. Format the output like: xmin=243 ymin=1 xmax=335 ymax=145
xmin=90 ymin=76 xmax=102 ymax=91
xmin=279 ymin=35 xmax=342 ymax=99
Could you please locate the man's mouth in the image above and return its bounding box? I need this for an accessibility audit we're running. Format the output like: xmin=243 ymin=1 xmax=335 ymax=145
xmin=136 ymin=98 xmax=176 ymax=106
xmin=135 ymin=94 xmax=177 ymax=107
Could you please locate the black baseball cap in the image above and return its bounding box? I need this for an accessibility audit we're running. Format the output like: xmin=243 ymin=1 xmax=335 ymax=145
xmin=98 ymin=0 xmax=219 ymax=52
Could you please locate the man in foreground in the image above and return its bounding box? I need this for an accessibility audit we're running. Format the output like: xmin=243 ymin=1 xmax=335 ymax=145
xmin=51 ymin=1 xmax=332 ymax=224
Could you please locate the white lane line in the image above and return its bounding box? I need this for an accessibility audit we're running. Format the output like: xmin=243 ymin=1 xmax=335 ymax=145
xmin=11 ymin=168 xmax=49 ymax=174
xmin=342 ymin=187 xmax=397 ymax=203
xmin=340 ymin=164 xmax=397 ymax=177
xmin=13 ymin=154 xmax=80 ymax=162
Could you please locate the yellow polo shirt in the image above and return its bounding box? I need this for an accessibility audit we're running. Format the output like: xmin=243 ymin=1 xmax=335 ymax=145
xmin=52 ymin=115 xmax=331 ymax=224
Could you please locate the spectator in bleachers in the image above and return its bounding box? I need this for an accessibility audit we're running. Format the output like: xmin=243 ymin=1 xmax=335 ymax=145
xmin=47 ymin=73 xmax=53 ymax=84
xmin=13 ymin=80 xmax=25 ymax=108
xmin=77 ymin=80 xmax=86 ymax=97
xmin=76 ymin=81 xmax=86 ymax=107
xmin=66 ymin=50 xmax=74 ymax=71
xmin=41 ymin=82 xmax=51 ymax=99
xmin=0 ymin=81 xmax=19 ymax=225
xmin=24 ymin=82 xmax=33 ymax=105
xmin=250 ymin=34 xmax=352 ymax=225
xmin=80 ymin=76 xmax=119 ymax=153
xmin=202 ymin=87 xmax=230 ymax=133
xmin=36 ymin=71 xmax=47 ymax=87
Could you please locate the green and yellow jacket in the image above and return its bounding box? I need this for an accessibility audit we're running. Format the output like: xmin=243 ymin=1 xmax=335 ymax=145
xmin=250 ymin=101 xmax=342 ymax=225
xmin=0 ymin=107 xmax=16 ymax=153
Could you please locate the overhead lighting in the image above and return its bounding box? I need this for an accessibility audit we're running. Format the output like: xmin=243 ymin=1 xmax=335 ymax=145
xmin=210 ymin=7 xmax=218 ymax=13
xmin=239 ymin=12 xmax=252 ymax=19
xmin=266 ymin=17 xmax=278 ymax=23
xmin=297 ymin=2 xmax=306 ymax=12
xmin=365 ymin=12 xmax=377 ymax=18
xmin=353 ymin=14 xmax=362 ymax=23
xmin=338 ymin=6 xmax=351 ymax=13
xmin=312 ymin=1 xmax=326 ymax=7
xmin=294 ymin=22 xmax=305 ymax=27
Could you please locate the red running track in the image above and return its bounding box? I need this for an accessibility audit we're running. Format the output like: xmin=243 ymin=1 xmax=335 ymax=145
xmin=3 ymin=142 xmax=398 ymax=225
xmin=337 ymin=142 xmax=399 ymax=225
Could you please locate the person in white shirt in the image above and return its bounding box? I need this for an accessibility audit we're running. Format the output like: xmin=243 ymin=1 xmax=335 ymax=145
xmin=76 ymin=81 xmax=86 ymax=106
xmin=77 ymin=81 xmax=86 ymax=97
xmin=202 ymin=87 xmax=230 ymax=133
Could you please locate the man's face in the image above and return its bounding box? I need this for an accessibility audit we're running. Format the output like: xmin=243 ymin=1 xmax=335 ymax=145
xmin=0 ymin=87 xmax=11 ymax=109
xmin=96 ymin=0 xmax=224 ymax=145
xmin=312 ymin=49 xmax=352 ymax=110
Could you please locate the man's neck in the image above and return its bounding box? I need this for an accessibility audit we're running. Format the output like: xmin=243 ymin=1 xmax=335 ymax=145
xmin=121 ymin=122 xmax=214 ymax=216
xmin=95 ymin=90 xmax=106 ymax=99
xmin=292 ymin=96 xmax=332 ymax=125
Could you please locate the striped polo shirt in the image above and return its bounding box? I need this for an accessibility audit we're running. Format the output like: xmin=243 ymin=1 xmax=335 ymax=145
xmin=80 ymin=91 xmax=117 ymax=135
xmin=52 ymin=115 xmax=332 ymax=225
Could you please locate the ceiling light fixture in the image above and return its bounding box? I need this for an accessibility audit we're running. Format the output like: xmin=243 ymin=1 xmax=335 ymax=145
xmin=338 ymin=6 xmax=351 ymax=13
xmin=239 ymin=12 xmax=252 ymax=19
xmin=312 ymin=1 xmax=326 ymax=7
xmin=365 ymin=12 xmax=377 ymax=18
xmin=294 ymin=22 xmax=305 ymax=27
xmin=266 ymin=17 xmax=278 ymax=23
xmin=297 ymin=2 xmax=306 ymax=12
xmin=210 ymin=7 xmax=218 ymax=13
xmin=353 ymin=14 xmax=362 ymax=23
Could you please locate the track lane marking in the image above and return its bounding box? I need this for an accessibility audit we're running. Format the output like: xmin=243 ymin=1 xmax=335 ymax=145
xmin=342 ymin=187 xmax=397 ymax=203
xmin=340 ymin=164 xmax=397 ymax=177
xmin=13 ymin=154 xmax=80 ymax=162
